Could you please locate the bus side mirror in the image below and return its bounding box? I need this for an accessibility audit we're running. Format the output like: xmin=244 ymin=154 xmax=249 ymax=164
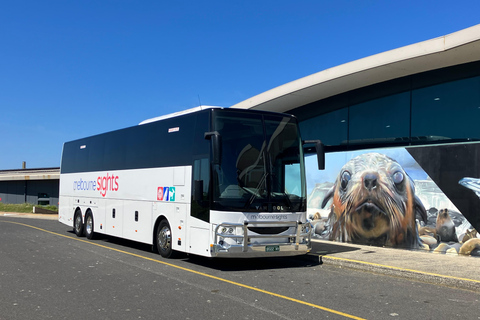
xmin=303 ymin=140 xmax=325 ymax=170
xmin=205 ymin=131 xmax=222 ymax=166
xmin=193 ymin=180 xmax=204 ymax=201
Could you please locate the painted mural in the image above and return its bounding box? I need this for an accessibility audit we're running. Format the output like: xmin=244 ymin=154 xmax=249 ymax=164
xmin=306 ymin=144 xmax=480 ymax=257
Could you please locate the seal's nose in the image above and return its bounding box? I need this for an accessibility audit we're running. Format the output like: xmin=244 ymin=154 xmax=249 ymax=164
xmin=364 ymin=173 xmax=378 ymax=191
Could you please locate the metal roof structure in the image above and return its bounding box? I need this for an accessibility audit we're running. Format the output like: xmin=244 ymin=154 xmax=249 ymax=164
xmin=231 ymin=24 xmax=480 ymax=113
xmin=0 ymin=168 xmax=60 ymax=181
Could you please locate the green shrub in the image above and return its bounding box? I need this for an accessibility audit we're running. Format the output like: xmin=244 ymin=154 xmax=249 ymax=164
xmin=0 ymin=203 xmax=58 ymax=213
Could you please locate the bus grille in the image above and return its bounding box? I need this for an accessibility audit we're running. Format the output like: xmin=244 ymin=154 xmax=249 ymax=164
xmin=247 ymin=227 xmax=289 ymax=235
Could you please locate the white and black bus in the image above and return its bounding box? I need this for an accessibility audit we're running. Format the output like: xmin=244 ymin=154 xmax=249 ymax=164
xmin=59 ymin=106 xmax=324 ymax=258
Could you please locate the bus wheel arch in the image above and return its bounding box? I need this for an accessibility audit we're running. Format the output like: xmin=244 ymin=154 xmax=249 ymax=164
xmin=84 ymin=209 xmax=95 ymax=240
xmin=73 ymin=208 xmax=84 ymax=237
xmin=153 ymin=215 xmax=167 ymax=244
xmin=154 ymin=217 xmax=175 ymax=258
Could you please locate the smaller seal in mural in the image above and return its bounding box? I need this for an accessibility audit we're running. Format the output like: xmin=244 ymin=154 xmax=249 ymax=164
xmin=414 ymin=208 xmax=479 ymax=255
xmin=435 ymin=208 xmax=458 ymax=243
xmin=319 ymin=152 xmax=427 ymax=248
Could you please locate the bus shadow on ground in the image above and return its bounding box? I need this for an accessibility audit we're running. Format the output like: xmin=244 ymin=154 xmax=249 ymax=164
xmin=185 ymin=254 xmax=321 ymax=271
xmin=187 ymin=241 xmax=365 ymax=272
xmin=67 ymin=230 xmax=158 ymax=255
xmin=311 ymin=241 xmax=362 ymax=255
xmin=68 ymin=230 xmax=327 ymax=271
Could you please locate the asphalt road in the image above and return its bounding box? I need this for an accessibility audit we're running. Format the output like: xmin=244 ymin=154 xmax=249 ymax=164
xmin=0 ymin=217 xmax=479 ymax=320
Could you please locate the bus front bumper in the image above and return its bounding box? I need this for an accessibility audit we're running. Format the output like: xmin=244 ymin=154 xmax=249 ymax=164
xmin=212 ymin=220 xmax=312 ymax=258
xmin=212 ymin=242 xmax=311 ymax=258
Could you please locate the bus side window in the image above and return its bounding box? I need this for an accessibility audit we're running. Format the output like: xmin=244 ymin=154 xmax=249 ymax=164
xmin=192 ymin=158 xmax=210 ymax=222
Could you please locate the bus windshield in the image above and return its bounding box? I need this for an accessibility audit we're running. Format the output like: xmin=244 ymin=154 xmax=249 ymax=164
xmin=212 ymin=111 xmax=306 ymax=213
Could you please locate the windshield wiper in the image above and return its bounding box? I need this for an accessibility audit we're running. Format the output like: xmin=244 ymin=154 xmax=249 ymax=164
xmin=281 ymin=192 xmax=292 ymax=210
xmin=244 ymin=172 xmax=268 ymax=209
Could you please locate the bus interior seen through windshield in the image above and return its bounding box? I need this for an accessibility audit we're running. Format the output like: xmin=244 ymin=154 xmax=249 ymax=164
xmin=210 ymin=112 xmax=306 ymax=213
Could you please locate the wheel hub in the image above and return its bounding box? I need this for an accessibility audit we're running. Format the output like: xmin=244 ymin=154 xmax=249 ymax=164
xmin=159 ymin=226 xmax=171 ymax=250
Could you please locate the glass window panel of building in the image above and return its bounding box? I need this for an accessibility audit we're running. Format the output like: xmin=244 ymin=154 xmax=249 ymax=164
xmin=299 ymin=108 xmax=348 ymax=146
xmin=411 ymin=76 xmax=480 ymax=142
xmin=348 ymin=92 xmax=410 ymax=144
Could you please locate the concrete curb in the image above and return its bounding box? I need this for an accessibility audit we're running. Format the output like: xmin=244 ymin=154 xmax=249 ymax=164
xmin=0 ymin=212 xmax=59 ymax=220
xmin=32 ymin=206 xmax=58 ymax=214
xmin=320 ymin=255 xmax=480 ymax=292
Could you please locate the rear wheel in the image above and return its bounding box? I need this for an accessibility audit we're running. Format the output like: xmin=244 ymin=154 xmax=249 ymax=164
xmin=85 ymin=212 xmax=95 ymax=240
xmin=73 ymin=210 xmax=84 ymax=237
xmin=155 ymin=220 xmax=174 ymax=258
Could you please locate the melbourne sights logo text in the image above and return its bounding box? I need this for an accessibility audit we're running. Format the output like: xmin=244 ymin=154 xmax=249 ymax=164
xmin=73 ymin=173 xmax=119 ymax=197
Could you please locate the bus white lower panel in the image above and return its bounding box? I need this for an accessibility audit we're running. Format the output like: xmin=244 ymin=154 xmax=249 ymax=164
xmin=188 ymin=226 xmax=211 ymax=256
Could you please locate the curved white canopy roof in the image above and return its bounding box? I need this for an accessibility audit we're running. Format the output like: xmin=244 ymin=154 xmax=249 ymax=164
xmin=231 ymin=24 xmax=480 ymax=113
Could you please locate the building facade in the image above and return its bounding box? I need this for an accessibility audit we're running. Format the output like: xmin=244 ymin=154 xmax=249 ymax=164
xmin=0 ymin=168 xmax=60 ymax=206
xmin=232 ymin=24 xmax=480 ymax=255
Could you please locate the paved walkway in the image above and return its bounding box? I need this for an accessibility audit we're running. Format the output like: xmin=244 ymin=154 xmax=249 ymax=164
xmin=311 ymin=239 xmax=480 ymax=292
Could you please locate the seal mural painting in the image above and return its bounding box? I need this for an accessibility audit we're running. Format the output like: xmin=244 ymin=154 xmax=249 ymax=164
xmin=321 ymin=153 xmax=427 ymax=248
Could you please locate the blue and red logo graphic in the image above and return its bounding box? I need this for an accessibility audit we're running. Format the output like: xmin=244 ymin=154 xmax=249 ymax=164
xmin=157 ymin=187 xmax=175 ymax=201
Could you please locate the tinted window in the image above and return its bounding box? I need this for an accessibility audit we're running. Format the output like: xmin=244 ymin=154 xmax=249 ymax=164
xmin=191 ymin=111 xmax=211 ymax=222
xmin=61 ymin=112 xmax=201 ymax=173
xmin=299 ymin=108 xmax=348 ymax=146
xmin=411 ymin=76 xmax=480 ymax=142
xmin=349 ymin=92 xmax=410 ymax=144
xmin=294 ymin=63 xmax=480 ymax=150
xmin=211 ymin=111 xmax=305 ymax=212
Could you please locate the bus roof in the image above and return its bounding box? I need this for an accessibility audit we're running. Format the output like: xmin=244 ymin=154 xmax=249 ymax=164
xmin=139 ymin=106 xmax=222 ymax=125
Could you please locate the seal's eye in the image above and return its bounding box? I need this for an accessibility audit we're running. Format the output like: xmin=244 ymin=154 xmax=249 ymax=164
xmin=341 ymin=171 xmax=351 ymax=190
xmin=392 ymin=171 xmax=404 ymax=187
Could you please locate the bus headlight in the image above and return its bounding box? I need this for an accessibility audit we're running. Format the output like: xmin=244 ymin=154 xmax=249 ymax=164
xmin=220 ymin=227 xmax=235 ymax=235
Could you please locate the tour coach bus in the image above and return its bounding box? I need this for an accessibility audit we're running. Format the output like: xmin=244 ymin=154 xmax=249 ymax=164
xmin=59 ymin=107 xmax=324 ymax=258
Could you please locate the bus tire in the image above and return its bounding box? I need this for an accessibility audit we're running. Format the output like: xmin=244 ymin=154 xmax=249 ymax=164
xmin=73 ymin=210 xmax=84 ymax=237
xmin=84 ymin=211 xmax=95 ymax=240
xmin=155 ymin=219 xmax=174 ymax=258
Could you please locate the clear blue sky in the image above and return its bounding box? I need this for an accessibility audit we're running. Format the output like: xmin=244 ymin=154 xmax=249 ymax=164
xmin=1 ymin=1 xmax=479 ymax=170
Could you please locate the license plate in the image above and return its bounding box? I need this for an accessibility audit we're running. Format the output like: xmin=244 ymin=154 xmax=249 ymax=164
xmin=265 ymin=245 xmax=280 ymax=252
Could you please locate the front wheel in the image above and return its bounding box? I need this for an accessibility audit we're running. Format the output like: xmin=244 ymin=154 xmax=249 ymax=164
xmin=155 ymin=220 xmax=174 ymax=258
